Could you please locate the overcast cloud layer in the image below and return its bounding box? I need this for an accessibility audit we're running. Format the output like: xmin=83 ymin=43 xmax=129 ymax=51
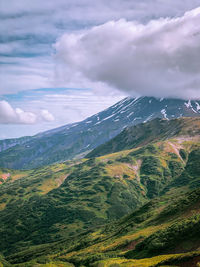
xmin=1 ymin=0 xmax=200 ymax=94
xmin=55 ymin=7 xmax=200 ymax=99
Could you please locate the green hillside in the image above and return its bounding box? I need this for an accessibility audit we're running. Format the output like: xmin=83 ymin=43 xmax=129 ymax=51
xmin=0 ymin=117 xmax=200 ymax=266
xmin=87 ymin=117 xmax=200 ymax=158
xmin=4 ymin=186 xmax=200 ymax=266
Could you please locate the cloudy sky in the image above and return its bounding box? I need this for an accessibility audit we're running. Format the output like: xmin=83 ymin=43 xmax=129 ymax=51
xmin=0 ymin=0 xmax=200 ymax=139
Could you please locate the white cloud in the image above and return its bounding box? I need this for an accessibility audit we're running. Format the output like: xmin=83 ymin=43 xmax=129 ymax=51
xmin=1 ymin=0 xmax=200 ymax=95
xmin=0 ymin=100 xmax=37 ymax=124
xmin=0 ymin=100 xmax=55 ymax=124
xmin=55 ymin=7 xmax=200 ymax=99
xmin=41 ymin=109 xmax=55 ymax=122
xmin=41 ymin=89 xmax=124 ymax=124
xmin=0 ymin=89 xmax=123 ymax=139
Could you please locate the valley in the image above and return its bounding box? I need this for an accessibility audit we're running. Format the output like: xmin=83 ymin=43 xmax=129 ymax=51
xmin=0 ymin=117 xmax=200 ymax=266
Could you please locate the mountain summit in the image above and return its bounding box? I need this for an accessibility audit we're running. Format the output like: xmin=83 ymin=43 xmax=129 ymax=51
xmin=0 ymin=97 xmax=200 ymax=169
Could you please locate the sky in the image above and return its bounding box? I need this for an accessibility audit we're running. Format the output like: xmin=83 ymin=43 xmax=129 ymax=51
xmin=0 ymin=0 xmax=200 ymax=139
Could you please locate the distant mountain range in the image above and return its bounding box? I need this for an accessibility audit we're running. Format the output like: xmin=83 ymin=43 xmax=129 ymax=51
xmin=0 ymin=97 xmax=200 ymax=169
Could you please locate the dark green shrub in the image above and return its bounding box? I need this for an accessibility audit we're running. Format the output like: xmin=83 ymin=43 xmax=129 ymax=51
xmin=116 ymin=156 xmax=134 ymax=164
xmin=168 ymin=160 xmax=184 ymax=178
xmin=179 ymin=149 xmax=187 ymax=160
xmin=140 ymin=156 xmax=162 ymax=176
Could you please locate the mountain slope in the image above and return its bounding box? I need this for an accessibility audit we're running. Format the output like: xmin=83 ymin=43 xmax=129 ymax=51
xmin=56 ymin=188 xmax=200 ymax=266
xmin=0 ymin=136 xmax=31 ymax=153
xmin=0 ymin=117 xmax=200 ymax=261
xmin=5 ymin=182 xmax=200 ymax=266
xmin=87 ymin=117 xmax=200 ymax=158
xmin=0 ymin=97 xmax=200 ymax=169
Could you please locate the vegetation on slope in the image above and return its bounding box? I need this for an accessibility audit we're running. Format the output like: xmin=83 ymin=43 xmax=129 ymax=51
xmin=5 ymin=187 xmax=200 ymax=266
xmin=87 ymin=117 xmax=200 ymax=158
xmin=0 ymin=139 xmax=199 ymax=263
xmin=0 ymin=117 xmax=200 ymax=266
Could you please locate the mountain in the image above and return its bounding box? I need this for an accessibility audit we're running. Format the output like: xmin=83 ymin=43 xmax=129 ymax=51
xmin=0 ymin=97 xmax=200 ymax=169
xmin=87 ymin=116 xmax=200 ymax=158
xmin=0 ymin=117 xmax=200 ymax=267
xmin=0 ymin=136 xmax=31 ymax=153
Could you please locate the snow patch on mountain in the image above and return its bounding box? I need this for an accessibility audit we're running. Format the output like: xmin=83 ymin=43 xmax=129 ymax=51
xmin=144 ymin=114 xmax=154 ymax=123
xmin=127 ymin=112 xmax=134 ymax=118
xmin=161 ymin=109 xmax=168 ymax=119
xmin=184 ymin=100 xmax=192 ymax=109
xmin=102 ymin=113 xmax=116 ymax=121
xmin=195 ymin=102 xmax=200 ymax=111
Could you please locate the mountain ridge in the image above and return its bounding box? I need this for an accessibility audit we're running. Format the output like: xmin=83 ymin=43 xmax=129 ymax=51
xmin=87 ymin=117 xmax=200 ymax=158
xmin=0 ymin=97 xmax=200 ymax=169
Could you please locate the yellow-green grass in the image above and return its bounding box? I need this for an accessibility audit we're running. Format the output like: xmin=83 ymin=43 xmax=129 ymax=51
xmin=60 ymin=223 xmax=170 ymax=261
xmin=94 ymin=250 xmax=200 ymax=267
xmin=99 ymin=150 xmax=132 ymax=161
xmin=93 ymin=255 xmax=173 ymax=267
xmin=15 ymin=261 xmax=74 ymax=267
xmin=37 ymin=173 xmax=69 ymax=194
xmin=106 ymin=163 xmax=136 ymax=181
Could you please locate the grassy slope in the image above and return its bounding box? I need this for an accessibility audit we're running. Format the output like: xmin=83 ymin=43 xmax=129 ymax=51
xmin=0 ymin=137 xmax=199 ymax=265
xmin=0 ymin=161 xmax=79 ymax=210
xmin=0 ymin=117 xmax=200 ymax=266
xmin=87 ymin=117 xmax=200 ymax=158
xmin=7 ymin=188 xmax=200 ymax=266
